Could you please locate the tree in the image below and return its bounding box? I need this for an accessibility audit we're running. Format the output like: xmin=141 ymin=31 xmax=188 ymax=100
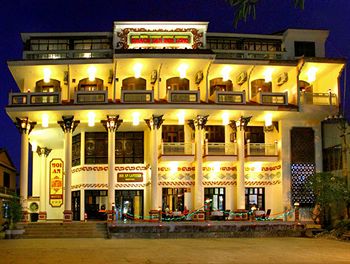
xmin=226 ymin=0 xmax=305 ymax=28
xmin=307 ymin=172 xmax=349 ymax=228
xmin=8 ymin=196 xmax=22 ymax=229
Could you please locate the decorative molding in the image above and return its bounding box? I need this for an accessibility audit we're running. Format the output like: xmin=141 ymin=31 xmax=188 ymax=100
xmin=158 ymin=181 xmax=194 ymax=187
xmin=58 ymin=116 xmax=79 ymax=133
xmin=145 ymin=115 xmax=164 ymax=130
xmin=15 ymin=117 xmax=36 ymax=135
xmin=188 ymin=115 xmax=208 ymax=131
xmin=101 ymin=115 xmax=123 ymax=132
xmin=232 ymin=116 xmax=252 ymax=131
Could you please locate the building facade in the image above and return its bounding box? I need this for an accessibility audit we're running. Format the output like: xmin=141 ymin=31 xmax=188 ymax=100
xmin=5 ymin=21 xmax=345 ymax=221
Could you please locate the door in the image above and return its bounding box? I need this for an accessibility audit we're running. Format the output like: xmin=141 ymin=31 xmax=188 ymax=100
xmin=72 ymin=191 xmax=80 ymax=221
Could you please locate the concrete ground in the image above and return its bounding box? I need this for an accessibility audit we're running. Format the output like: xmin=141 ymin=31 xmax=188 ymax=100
xmin=0 ymin=237 xmax=349 ymax=264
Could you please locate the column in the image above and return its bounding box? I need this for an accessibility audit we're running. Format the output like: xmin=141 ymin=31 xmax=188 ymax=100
xmin=38 ymin=147 xmax=51 ymax=221
xmin=15 ymin=117 xmax=36 ymax=222
xmin=145 ymin=115 xmax=164 ymax=212
xmin=80 ymin=188 xmax=85 ymax=221
xmin=58 ymin=115 xmax=79 ymax=222
xmin=101 ymin=115 xmax=123 ymax=222
xmin=189 ymin=115 xmax=208 ymax=210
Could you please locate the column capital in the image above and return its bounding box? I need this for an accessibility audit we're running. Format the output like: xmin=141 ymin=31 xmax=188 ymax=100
xmin=101 ymin=115 xmax=123 ymax=132
xmin=145 ymin=115 xmax=164 ymax=130
xmin=231 ymin=116 xmax=252 ymax=132
xmin=37 ymin=146 xmax=52 ymax=157
xmin=58 ymin=116 xmax=79 ymax=133
xmin=15 ymin=117 xmax=36 ymax=135
xmin=188 ymin=115 xmax=208 ymax=131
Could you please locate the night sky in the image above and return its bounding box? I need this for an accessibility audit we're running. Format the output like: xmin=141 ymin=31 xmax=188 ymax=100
xmin=0 ymin=0 xmax=349 ymax=170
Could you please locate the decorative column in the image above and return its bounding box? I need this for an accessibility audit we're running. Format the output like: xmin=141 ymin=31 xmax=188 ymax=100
xmin=231 ymin=116 xmax=251 ymax=209
xmin=58 ymin=116 xmax=79 ymax=222
xmin=145 ymin=115 xmax=164 ymax=212
xmin=188 ymin=115 xmax=208 ymax=210
xmin=101 ymin=115 xmax=123 ymax=222
xmin=37 ymin=147 xmax=51 ymax=221
xmin=15 ymin=117 xmax=36 ymax=222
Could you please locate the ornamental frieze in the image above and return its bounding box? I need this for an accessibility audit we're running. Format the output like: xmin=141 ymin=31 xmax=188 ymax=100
xmin=72 ymin=165 xmax=149 ymax=174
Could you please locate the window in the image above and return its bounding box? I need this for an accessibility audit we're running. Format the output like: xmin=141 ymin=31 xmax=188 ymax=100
xmin=74 ymin=38 xmax=111 ymax=50
xmin=245 ymin=187 xmax=265 ymax=210
xmin=78 ymin=78 xmax=104 ymax=91
xmin=162 ymin=125 xmax=184 ymax=142
xmin=166 ymin=77 xmax=189 ymax=90
xmin=85 ymin=132 xmax=108 ymax=164
xmin=122 ymin=77 xmax=146 ymax=90
xmin=209 ymin=78 xmax=233 ymax=96
xmin=295 ymin=41 xmax=316 ymax=57
xmin=115 ymin=132 xmax=144 ymax=164
xmin=3 ymin=172 xmax=10 ymax=188
xmin=204 ymin=187 xmax=225 ymax=211
xmin=250 ymin=79 xmax=272 ymax=98
xmin=245 ymin=126 xmax=265 ymax=144
xmin=323 ymin=145 xmax=342 ymax=172
xmin=205 ymin=126 xmax=225 ymax=143
xmin=30 ymin=38 xmax=69 ymax=51
xmin=72 ymin=134 xmax=81 ymax=167
xmin=162 ymin=188 xmax=188 ymax=212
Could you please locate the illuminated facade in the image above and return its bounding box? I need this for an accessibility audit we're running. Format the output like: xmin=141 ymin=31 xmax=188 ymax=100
xmin=5 ymin=21 xmax=345 ymax=221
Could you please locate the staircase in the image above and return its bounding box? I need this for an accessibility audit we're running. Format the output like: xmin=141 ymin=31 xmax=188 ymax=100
xmin=18 ymin=222 xmax=108 ymax=239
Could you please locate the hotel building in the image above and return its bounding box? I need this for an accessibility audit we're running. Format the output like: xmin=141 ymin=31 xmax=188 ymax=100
xmin=5 ymin=21 xmax=345 ymax=221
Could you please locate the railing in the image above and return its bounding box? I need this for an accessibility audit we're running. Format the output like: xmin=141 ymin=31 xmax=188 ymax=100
xmin=258 ymin=91 xmax=288 ymax=105
xmin=23 ymin=49 xmax=113 ymax=60
xmin=213 ymin=50 xmax=284 ymax=60
xmin=9 ymin=92 xmax=61 ymax=105
xmin=160 ymin=142 xmax=195 ymax=155
xmin=121 ymin=90 xmax=154 ymax=103
xmin=0 ymin=186 xmax=17 ymax=196
xmin=300 ymin=92 xmax=337 ymax=106
xmin=167 ymin=90 xmax=200 ymax=103
xmin=213 ymin=91 xmax=246 ymax=104
xmin=74 ymin=90 xmax=108 ymax=104
xmin=204 ymin=142 xmax=238 ymax=156
xmin=245 ymin=141 xmax=278 ymax=156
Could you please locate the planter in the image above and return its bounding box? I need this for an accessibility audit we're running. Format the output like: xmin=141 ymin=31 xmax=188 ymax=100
xmin=5 ymin=229 xmax=25 ymax=239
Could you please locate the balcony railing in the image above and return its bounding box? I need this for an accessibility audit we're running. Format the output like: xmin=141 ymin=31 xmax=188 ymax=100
xmin=167 ymin=90 xmax=200 ymax=103
xmin=74 ymin=90 xmax=108 ymax=104
xmin=257 ymin=91 xmax=288 ymax=105
xmin=9 ymin=92 xmax=61 ymax=106
xmin=0 ymin=186 xmax=16 ymax=196
xmin=213 ymin=50 xmax=284 ymax=60
xmin=160 ymin=142 xmax=195 ymax=155
xmin=121 ymin=90 xmax=154 ymax=103
xmin=245 ymin=141 xmax=278 ymax=156
xmin=212 ymin=91 xmax=246 ymax=104
xmin=300 ymin=92 xmax=337 ymax=106
xmin=204 ymin=142 xmax=238 ymax=156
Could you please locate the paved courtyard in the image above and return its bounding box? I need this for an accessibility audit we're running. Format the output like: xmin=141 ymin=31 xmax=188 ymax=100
xmin=0 ymin=237 xmax=349 ymax=263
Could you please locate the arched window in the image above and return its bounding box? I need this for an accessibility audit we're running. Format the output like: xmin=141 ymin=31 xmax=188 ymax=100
xmin=250 ymin=79 xmax=272 ymax=98
xmin=78 ymin=78 xmax=104 ymax=91
xmin=122 ymin=77 xmax=146 ymax=90
xmin=299 ymin=80 xmax=312 ymax=93
xmin=166 ymin=77 xmax=189 ymax=91
xmin=35 ymin=79 xmax=60 ymax=93
xmin=209 ymin=78 xmax=233 ymax=96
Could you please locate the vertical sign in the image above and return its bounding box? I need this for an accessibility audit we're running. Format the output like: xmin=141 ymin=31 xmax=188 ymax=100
xmin=49 ymin=159 xmax=64 ymax=207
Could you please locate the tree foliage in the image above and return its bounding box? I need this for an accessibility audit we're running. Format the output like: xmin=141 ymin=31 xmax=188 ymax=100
xmin=226 ymin=0 xmax=305 ymax=28
xmin=8 ymin=196 xmax=22 ymax=229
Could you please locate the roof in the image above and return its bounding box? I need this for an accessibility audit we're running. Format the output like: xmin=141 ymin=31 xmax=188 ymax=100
xmin=0 ymin=149 xmax=17 ymax=172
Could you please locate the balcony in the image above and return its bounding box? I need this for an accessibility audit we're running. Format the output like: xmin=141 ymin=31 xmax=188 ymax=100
xmin=203 ymin=142 xmax=238 ymax=162
xmin=0 ymin=186 xmax=16 ymax=197
xmin=74 ymin=90 xmax=108 ymax=104
xmin=167 ymin=90 xmax=200 ymax=103
xmin=121 ymin=90 xmax=154 ymax=103
xmin=300 ymin=92 xmax=337 ymax=106
xmin=245 ymin=141 xmax=279 ymax=162
xmin=158 ymin=142 xmax=195 ymax=162
xmin=257 ymin=91 xmax=288 ymax=105
xmin=9 ymin=92 xmax=61 ymax=106
xmin=212 ymin=91 xmax=246 ymax=104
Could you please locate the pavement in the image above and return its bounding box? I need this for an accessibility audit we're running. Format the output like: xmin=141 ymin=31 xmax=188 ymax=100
xmin=1 ymin=237 xmax=350 ymax=264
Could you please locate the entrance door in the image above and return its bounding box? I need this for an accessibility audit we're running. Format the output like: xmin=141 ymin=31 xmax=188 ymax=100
xmin=72 ymin=191 xmax=80 ymax=221
xmin=115 ymin=190 xmax=144 ymax=220
xmin=85 ymin=190 xmax=108 ymax=220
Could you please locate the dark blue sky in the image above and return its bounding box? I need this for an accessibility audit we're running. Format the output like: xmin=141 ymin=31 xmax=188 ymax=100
xmin=1 ymin=0 xmax=350 ymax=169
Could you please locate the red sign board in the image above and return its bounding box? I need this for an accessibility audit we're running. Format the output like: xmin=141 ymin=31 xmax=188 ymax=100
xmin=129 ymin=34 xmax=191 ymax=45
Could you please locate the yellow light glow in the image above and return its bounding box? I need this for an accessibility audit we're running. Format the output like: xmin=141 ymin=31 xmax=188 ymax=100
xmin=221 ymin=66 xmax=231 ymax=81
xmin=88 ymin=66 xmax=96 ymax=81
xmin=211 ymin=162 xmax=221 ymax=173
xmin=177 ymin=111 xmax=185 ymax=125
xmin=31 ymin=141 xmax=38 ymax=152
xmin=42 ymin=113 xmax=49 ymax=128
xmin=250 ymin=162 xmax=262 ymax=172
xmin=133 ymin=63 xmax=143 ymax=78
xmin=43 ymin=68 xmax=51 ymax=83
xmin=132 ymin=112 xmax=140 ymax=126
xmin=307 ymin=67 xmax=317 ymax=83
xmin=222 ymin=112 xmax=229 ymax=125
xmin=88 ymin=112 xmax=95 ymax=127
xmin=264 ymin=68 xmax=274 ymax=83
xmin=169 ymin=162 xmax=178 ymax=174
xmin=265 ymin=113 xmax=272 ymax=127
xmin=178 ymin=64 xmax=188 ymax=79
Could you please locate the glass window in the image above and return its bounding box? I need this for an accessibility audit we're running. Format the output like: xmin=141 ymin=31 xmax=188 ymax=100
xmin=162 ymin=125 xmax=184 ymax=142
xmin=204 ymin=187 xmax=225 ymax=211
xmin=3 ymin=172 xmax=10 ymax=188
xmin=162 ymin=188 xmax=188 ymax=212
xmin=245 ymin=187 xmax=265 ymax=210
xmin=205 ymin=126 xmax=225 ymax=143
xmin=115 ymin=132 xmax=144 ymax=164
xmin=295 ymin=41 xmax=316 ymax=57
xmin=72 ymin=134 xmax=81 ymax=167
xmin=85 ymin=132 xmax=108 ymax=164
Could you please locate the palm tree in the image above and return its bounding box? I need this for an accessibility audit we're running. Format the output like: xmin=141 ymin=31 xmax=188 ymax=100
xmin=226 ymin=0 xmax=305 ymax=27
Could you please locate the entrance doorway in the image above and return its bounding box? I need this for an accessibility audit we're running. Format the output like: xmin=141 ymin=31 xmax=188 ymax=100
xmin=162 ymin=188 xmax=189 ymax=212
xmin=115 ymin=190 xmax=144 ymax=220
xmin=204 ymin=187 xmax=225 ymax=211
xmin=85 ymin=190 xmax=108 ymax=220
xmin=72 ymin=190 xmax=80 ymax=221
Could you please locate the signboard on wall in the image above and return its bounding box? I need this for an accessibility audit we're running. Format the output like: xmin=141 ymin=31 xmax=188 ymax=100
xmin=49 ymin=159 xmax=64 ymax=207
xmin=117 ymin=172 xmax=143 ymax=182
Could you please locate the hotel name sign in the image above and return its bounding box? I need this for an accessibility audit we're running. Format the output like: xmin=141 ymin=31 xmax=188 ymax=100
xmin=49 ymin=159 xmax=64 ymax=207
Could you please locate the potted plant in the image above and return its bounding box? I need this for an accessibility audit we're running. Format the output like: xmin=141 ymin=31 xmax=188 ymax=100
xmin=5 ymin=196 xmax=25 ymax=239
